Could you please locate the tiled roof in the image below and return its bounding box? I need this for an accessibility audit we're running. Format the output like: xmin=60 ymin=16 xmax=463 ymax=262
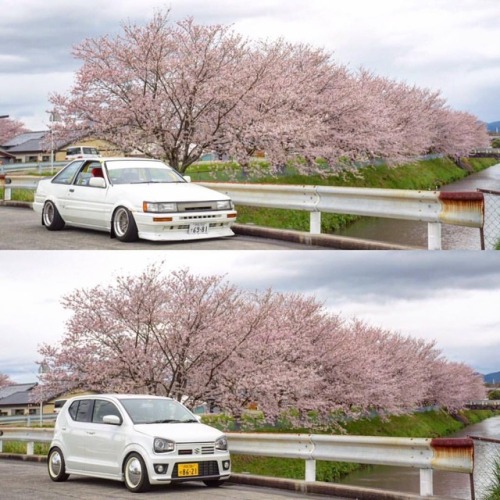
xmin=0 ymin=383 xmax=39 ymax=406
xmin=0 ymin=383 xmax=37 ymax=400
xmin=2 ymin=131 xmax=47 ymax=148
xmin=6 ymin=138 xmax=49 ymax=153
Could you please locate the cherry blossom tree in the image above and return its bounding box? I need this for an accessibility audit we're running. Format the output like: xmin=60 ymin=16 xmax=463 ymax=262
xmin=37 ymin=265 xmax=486 ymax=425
xmin=0 ymin=117 xmax=29 ymax=145
xmin=0 ymin=372 xmax=13 ymax=389
xmin=49 ymin=10 xmax=490 ymax=175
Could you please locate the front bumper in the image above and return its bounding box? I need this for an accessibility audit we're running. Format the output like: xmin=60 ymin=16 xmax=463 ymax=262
xmin=134 ymin=210 xmax=237 ymax=241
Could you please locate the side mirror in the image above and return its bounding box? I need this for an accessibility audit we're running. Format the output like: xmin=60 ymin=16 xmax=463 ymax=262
xmin=89 ymin=177 xmax=106 ymax=188
xmin=183 ymin=175 xmax=191 ymax=183
xmin=102 ymin=414 xmax=121 ymax=425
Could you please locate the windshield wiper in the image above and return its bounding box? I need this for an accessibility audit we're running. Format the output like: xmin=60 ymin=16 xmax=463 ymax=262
xmin=149 ymin=418 xmax=198 ymax=424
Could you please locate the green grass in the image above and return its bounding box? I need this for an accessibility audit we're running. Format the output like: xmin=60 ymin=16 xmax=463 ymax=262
xmin=2 ymin=442 xmax=49 ymax=455
xmin=485 ymin=459 xmax=500 ymax=500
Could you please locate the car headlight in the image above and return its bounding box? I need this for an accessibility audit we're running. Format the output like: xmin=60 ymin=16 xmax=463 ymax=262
xmin=216 ymin=200 xmax=233 ymax=210
xmin=154 ymin=438 xmax=175 ymax=453
xmin=215 ymin=436 xmax=228 ymax=451
xmin=143 ymin=202 xmax=178 ymax=213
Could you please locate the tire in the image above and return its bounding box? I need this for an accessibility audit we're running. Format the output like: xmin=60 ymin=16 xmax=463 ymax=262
xmin=113 ymin=206 xmax=138 ymax=242
xmin=203 ymin=479 xmax=224 ymax=487
xmin=47 ymin=447 xmax=69 ymax=482
xmin=123 ymin=453 xmax=150 ymax=493
xmin=42 ymin=200 xmax=65 ymax=230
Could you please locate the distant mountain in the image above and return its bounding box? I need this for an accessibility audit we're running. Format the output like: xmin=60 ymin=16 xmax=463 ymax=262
xmin=484 ymin=371 xmax=500 ymax=383
xmin=487 ymin=122 xmax=500 ymax=132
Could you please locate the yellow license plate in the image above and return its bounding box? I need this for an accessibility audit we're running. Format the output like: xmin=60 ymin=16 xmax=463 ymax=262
xmin=178 ymin=463 xmax=199 ymax=477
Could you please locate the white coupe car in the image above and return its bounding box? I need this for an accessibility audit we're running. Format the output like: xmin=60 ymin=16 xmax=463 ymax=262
xmin=33 ymin=158 xmax=237 ymax=242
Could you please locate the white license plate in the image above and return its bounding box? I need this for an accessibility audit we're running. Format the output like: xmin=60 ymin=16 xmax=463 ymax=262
xmin=188 ymin=223 xmax=209 ymax=235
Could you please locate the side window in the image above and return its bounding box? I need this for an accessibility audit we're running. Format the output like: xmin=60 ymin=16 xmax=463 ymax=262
xmin=75 ymin=162 xmax=104 ymax=186
xmin=68 ymin=401 xmax=79 ymax=420
xmin=71 ymin=399 xmax=93 ymax=422
xmin=52 ymin=161 xmax=84 ymax=185
xmin=92 ymin=400 xmax=121 ymax=423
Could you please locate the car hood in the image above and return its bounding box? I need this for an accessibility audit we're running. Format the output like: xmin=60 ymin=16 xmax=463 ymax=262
xmin=134 ymin=422 xmax=224 ymax=442
xmin=111 ymin=182 xmax=231 ymax=202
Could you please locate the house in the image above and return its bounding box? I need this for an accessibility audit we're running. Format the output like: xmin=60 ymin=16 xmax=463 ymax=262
xmin=0 ymin=383 xmax=94 ymax=416
xmin=0 ymin=383 xmax=39 ymax=416
xmin=0 ymin=131 xmax=123 ymax=164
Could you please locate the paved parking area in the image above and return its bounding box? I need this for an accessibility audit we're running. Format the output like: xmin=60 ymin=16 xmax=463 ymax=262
xmin=0 ymin=206 xmax=315 ymax=250
xmin=0 ymin=460 xmax=334 ymax=499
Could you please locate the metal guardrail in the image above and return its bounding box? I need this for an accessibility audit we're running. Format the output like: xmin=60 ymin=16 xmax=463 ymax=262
xmin=0 ymin=428 xmax=473 ymax=497
xmin=0 ymin=176 xmax=485 ymax=250
xmin=0 ymin=161 xmax=67 ymax=174
xmin=200 ymin=182 xmax=484 ymax=250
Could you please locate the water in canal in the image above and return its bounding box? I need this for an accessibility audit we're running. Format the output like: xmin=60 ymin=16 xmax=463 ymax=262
xmin=338 ymin=416 xmax=500 ymax=498
xmin=333 ymin=163 xmax=500 ymax=249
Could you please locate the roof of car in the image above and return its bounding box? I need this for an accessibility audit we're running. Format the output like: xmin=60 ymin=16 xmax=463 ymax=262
xmin=69 ymin=393 xmax=172 ymax=400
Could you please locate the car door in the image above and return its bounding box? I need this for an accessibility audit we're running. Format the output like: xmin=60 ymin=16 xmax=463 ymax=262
xmin=62 ymin=398 xmax=94 ymax=473
xmin=84 ymin=399 xmax=127 ymax=477
xmin=64 ymin=162 xmax=110 ymax=228
xmin=47 ymin=160 xmax=85 ymax=219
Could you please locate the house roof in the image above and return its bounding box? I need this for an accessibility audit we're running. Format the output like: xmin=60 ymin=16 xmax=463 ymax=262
xmin=2 ymin=131 xmax=47 ymax=148
xmin=0 ymin=383 xmax=38 ymax=406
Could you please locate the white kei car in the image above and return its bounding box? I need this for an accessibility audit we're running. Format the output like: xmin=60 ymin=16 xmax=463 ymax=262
xmin=33 ymin=158 xmax=237 ymax=242
xmin=47 ymin=394 xmax=231 ymax=493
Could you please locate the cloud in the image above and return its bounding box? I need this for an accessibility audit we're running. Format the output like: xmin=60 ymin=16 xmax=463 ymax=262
xmin=1 ymin=0 xmax=500 ymax=128
xmin=2 ymin=251 xmax=499 ymax=382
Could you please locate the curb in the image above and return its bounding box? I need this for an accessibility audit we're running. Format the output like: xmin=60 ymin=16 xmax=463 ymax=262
xmin=0 ymin=201 xmax=32 ymax=208
xmin=229 ymin=473 xmax=452 ymax=499
xmin=232 ymin=224 xmax=419 ymax=250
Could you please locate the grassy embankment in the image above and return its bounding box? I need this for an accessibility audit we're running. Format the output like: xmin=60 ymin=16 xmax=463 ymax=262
xmin=225 ymin=409 xmax=497 ymax=482
xmin=190 ymin=156 xmax=496 ymax=234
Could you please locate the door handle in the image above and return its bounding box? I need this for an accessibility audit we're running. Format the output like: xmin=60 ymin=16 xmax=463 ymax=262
xmin=87 ymin=431 xmax=95 ymax=435
xmin=69 ymin=189 xmax=74 ymax=193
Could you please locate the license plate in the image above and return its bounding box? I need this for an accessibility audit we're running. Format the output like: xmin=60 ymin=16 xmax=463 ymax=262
xmin=188 ymin=223 xmax=209 ymax=235
xmin=178 ymin=463 xmax=199 ymax=477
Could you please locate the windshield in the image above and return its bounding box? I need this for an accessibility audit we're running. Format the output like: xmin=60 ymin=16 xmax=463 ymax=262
xmin=105 ymin=160 xmax=185 ymax=185
xmin=119 ymin=397 xmax=197 ymax=424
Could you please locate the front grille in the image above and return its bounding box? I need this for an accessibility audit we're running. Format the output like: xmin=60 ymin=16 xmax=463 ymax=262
xmin=179 ymin=214 xmax=219 ymax=220
xmin=172 ymin=460 xmax=220 ymax=479
xmin=177 ymin=445 xmax=215 ymax=455
xmin=177 ymin=201 xmax=220 ymax=212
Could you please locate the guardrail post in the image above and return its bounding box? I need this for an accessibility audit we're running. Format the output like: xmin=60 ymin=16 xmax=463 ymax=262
xmin=305 ymin=459 xmax=316 ymax=482
xmin=427 ymin=222 xmax=442 ymax=250
xmin=420 ymin=468 xmax=433 ymax=496
xmin=27 ymin=441 xmax=34 ymax=455
xmin=310 ymin=212 xmax=321 ymax=234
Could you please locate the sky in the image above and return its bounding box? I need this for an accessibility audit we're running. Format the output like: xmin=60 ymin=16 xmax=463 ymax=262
xmin=0 ymin=0 xmax=499 ymax=130
xmin=1 ymin=250 xmax=499 ymax=383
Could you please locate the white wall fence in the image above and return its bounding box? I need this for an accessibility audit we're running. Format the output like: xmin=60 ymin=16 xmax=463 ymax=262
xmin=0 ymin=428 xmax=473 ymax=497
xmin=0 ymin=175 xmax=485 ymax=250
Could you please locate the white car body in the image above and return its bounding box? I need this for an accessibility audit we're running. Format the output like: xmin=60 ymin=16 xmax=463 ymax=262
xmin=33 ymin=158 xmax=237 ymax=242
xmin=48 ymin=394 xmax=231 ymax=492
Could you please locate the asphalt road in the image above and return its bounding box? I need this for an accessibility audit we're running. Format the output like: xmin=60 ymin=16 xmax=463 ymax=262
xmin=0 ymin=206 xmax=315 ymax=250
xmin=0 ymin=460 xmax=333 ymax=500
